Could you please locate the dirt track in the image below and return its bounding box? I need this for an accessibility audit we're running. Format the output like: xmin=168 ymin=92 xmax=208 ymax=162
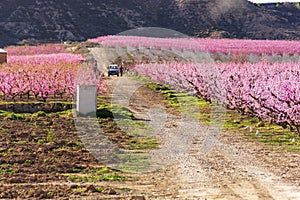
xmin=65 ymin=46 xmax=300 ymax=199
xmin=104 ymin=75 xmax=300 ymax=200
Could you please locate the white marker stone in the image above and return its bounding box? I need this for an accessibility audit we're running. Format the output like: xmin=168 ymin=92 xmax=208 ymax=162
xmin=76 ymin=85 xmax=97 ymax=116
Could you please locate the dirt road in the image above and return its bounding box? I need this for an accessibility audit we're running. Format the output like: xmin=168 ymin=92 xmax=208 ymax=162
xmin=88 ymin=45 xmax=300 ymax=199
xmin=104 ymin=75 xmax=300 ymax=200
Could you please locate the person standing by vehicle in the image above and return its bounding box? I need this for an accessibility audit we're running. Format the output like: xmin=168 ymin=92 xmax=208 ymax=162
xmin=119 ymin=65 xmax=124 ymax=77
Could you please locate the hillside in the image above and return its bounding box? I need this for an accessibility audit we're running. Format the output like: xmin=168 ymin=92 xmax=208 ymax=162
xmin=0 ymin=0 xmax=299 ymax=47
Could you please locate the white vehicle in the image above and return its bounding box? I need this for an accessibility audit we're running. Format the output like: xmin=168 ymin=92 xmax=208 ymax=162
xmin=108 ymin=64 xmax=119 ymax=77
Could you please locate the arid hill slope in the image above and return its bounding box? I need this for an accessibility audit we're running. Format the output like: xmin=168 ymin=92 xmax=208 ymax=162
xmin=0 ymin=0 xmax=299 ymax=46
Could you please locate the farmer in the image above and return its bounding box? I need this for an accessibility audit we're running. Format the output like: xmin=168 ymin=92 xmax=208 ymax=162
xmin=119 ymin=65 xmax=124 ymax=76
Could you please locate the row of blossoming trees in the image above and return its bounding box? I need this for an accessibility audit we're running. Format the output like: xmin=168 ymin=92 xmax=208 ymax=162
xmin=134 ymin=62 xmax=300 ymax=135
xmin=89 ymin=35 xmax=300 ymax=135
xmin=88 ymin=35 xmax=300 ymax=55
xmin=0 ymin=44 xmax=104 ymax=102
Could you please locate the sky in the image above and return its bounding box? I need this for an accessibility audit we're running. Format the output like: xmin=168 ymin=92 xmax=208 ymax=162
xmin=248 ymin=0 xmax=299 ymax=3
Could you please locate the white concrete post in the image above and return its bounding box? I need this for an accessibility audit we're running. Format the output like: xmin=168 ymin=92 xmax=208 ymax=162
xmin=76 ymin=85 xmax=97 ymax=116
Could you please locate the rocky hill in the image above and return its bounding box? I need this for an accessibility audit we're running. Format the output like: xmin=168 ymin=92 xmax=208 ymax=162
xmin=0 ymin=0 xmax=299 ymax=47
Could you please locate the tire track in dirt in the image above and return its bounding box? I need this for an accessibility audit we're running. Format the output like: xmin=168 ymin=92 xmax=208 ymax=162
xmin=107 ymin=75 xmax=300 ymax=199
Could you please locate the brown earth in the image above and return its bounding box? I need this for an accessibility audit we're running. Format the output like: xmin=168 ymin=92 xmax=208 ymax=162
xmin=0 ymin=75 xmax=300 ymax=199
